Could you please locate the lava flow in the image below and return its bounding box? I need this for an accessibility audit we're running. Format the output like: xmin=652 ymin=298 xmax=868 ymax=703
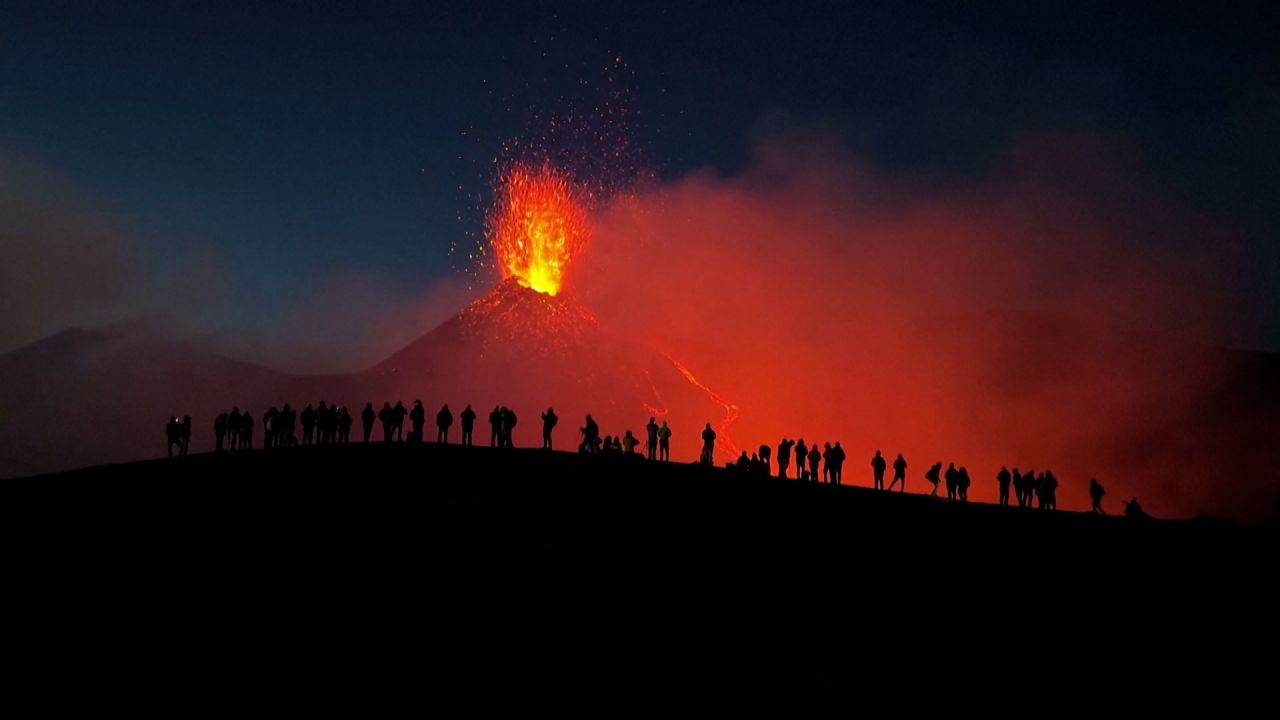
xmin=488 ymin=163 xmax=589 ymax=296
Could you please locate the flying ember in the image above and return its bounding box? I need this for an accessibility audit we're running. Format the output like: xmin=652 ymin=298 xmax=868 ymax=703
xmin=488 ymin=163 xmax=590 ymax=296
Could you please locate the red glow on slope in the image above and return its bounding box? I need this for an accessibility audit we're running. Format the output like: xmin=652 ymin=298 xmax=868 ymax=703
xmin=662 ymin=351 xmax=740 ymax=459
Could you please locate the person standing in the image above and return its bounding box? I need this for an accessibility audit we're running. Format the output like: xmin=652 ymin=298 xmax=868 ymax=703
xmin=888 ymin=453 xmax=907 ymax=492
xmin=460 ymin=404 xmax=477 ymax=446
xmin=541 ymin=408 xmax=558 ymax=450
xmin=700 ymin=423 xmax=717 ymax=465
xmin=871 ymin=450 xmax=887 ymax=490
xmin=658 ymin=421 xmax=672 ymax=461
xmin=645 ymin=417 xmax=660 ymax=460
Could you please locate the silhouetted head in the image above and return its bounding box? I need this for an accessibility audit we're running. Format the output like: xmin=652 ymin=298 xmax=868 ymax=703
xmin=383 ymin=402 xmax=391 ymax=409
xmin=365 ymin=402 xmax=373 ymax=410
xmin=874 ymin=449 xmax=881 ymax=457
xmin=414 ymin=400 xmax=422 ymax=407
xmin=649 ymin=416 xmax=655 ymax=423
xmin=661 ymin=421 xmax=668 ymax=428
xmin=705 ymin=423 xmax=712 ymax=430
xmin=948 ymin=462 xmax=955 ymax=470
xmin=625 ymin=430 xmax=635 ymax=438
xmin=825 ymin=442 xmax=831 ymax=450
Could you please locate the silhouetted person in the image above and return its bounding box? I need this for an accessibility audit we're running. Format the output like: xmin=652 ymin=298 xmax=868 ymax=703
xmin=1042 ymin=470 xmax=1058 ymax=510
xmin=623 ymin=430 xmax=640 ymax=454
xmin=645 ymin=417 xmax=659 ymax=460
xmin=822 ymin=443 xmax=832 ymax=482
xmin=925 ymin=461 xmax=942 ymax=496
xmin=460 ymin=404 xmax=476 ymax=446
xmin=361 ymin=403 xmax=375 ymax=443
xmin=378 ymin=402 xmax=394 ymax=442
xmin=830 ymin=442 xmax=846 ymax=484
xmin=436 ymin=404 xmax=453 ymax=443
xmin=735 ymin=451 xmax=751 ymax=472
xmin=280 ymin=404 xmax=296 ymax=446
xmin=242 ymin=411 xmax=254 ymax=449
xmin=700 ymin=423 xmax=717 ymax=465
xmin=658 ymin=421 xmax=671 ymax=461
xmin=337 ymin=407 xmax=351 ymax=443
xmin=180 ymin=416 xmax=191 ymax=455
xmin=602 ymin=435 xmax=614 ymax=455
xmin=794 ymin=439 xmax=808 ymax=480
xmin=1123 ymin=497 xmax=1145 ymax=519
xmin=888 ymin=453 xmax=907 ymax=492
xmin=871 ymin=450 xmax=887 ymax=490
xmin=392 ymin=401 xmax=407 ymax=441
xmin=500 ymin=407 xmax=517 ymax=448
xmin=758 ymin=444 xmax=772 ymax=475
xmin=958 ymin=466 xmax=971 ymax=502
xmin=489 ymin=406 xmax=502 ymax=447
xmin=1018 ymin=468 xmax=1036 ymax=507
xmin=315 ymin=402 xmax=329 ymax=445
xmin=1090 ymin=477 xmax=1106 ymax=514
xmin=807 ymin=443 xmax=821 ymax=482
xmin=166 ymin=417 xmax=182 ymax=458
xmin=580 ymin=414 xmax=599 ymax=454
xmin=944 ymin=463 xmax=958 ymax=501
xmin=301 ymin=404 xmax=316 ymax=445
xmin=227 ymin=407 xmax=242 ymax=450
xmin=1011 ymin=468 xmax=1023 ymax=506
xmin=997 ymin=467 xmax=1012 ymax=506
xmin=264 ymin=408 xmax=278 ymax=449
xmin=542 ymin=408 xmax=558 ymax=449
xmin=409 ymin=400 xmax=425 ymax=443
xmin=777 ymin=439 xmax=793 ymax=478
xmin=214 ymin=413 xmax=228 ymax=452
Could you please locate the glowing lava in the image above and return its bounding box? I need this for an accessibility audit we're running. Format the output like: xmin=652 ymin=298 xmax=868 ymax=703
xmin=488 ymin=164 xmax=590 ymax=296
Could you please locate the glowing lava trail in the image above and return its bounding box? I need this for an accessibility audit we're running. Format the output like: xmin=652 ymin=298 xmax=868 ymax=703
xmin=488 ymin=164 xmax=590 ymax=296
xmin=661 ymin=351 xmax=740 ymax=459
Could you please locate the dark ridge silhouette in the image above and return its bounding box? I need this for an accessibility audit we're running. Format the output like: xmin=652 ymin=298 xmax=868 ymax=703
xmin=0 ymin=443 xmax=1273 ymax=706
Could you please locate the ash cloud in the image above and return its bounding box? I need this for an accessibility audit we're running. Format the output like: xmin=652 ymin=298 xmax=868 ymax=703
xmin=0 ymin=155 xmax=140 ymax=354
xmin=576 ymin=126 xmax=1271 ymax=519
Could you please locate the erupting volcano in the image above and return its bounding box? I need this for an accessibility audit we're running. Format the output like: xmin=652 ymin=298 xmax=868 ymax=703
xmin=366 ymin=163 xmax=740 ymax=458
xmin=488 ymin=164 xmax=589 ymax=297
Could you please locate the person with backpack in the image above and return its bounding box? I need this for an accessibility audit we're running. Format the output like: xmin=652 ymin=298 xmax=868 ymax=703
xmin=542 ymin=408 xmax=559 ymax=450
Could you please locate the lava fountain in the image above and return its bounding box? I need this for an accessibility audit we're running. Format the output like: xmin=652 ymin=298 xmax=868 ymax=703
xmin=487 ymin=163 xmax=589 ymax=296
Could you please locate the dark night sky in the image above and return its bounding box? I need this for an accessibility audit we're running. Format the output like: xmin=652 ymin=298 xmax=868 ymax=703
xmin=3 ymin=1 xmax=1278 ymax=355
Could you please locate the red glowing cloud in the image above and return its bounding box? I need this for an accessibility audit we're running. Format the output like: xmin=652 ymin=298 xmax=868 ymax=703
xmin=572 ymin=129 xmax=1267 ymax=519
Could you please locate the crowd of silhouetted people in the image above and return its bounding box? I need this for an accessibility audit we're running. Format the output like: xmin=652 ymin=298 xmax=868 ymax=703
xmin=169 ymin=400 xmax=1147 ymax=518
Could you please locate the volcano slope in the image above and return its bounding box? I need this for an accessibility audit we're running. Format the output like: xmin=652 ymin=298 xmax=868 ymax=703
xmin=1 ymin=443 xmax=1274 ymax=707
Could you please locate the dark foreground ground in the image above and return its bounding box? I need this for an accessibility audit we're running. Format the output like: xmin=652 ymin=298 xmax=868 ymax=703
xmin=2 ymin=443 xmax=1275 ymax=709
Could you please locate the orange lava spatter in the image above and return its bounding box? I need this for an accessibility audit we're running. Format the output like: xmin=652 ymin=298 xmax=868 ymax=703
xmin=487 ymin=164 xmax=590 ymax=296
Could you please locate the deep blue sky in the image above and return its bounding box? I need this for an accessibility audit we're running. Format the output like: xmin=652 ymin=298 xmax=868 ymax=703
xmin=3 ymin=1 xmax=1278 ymax=350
